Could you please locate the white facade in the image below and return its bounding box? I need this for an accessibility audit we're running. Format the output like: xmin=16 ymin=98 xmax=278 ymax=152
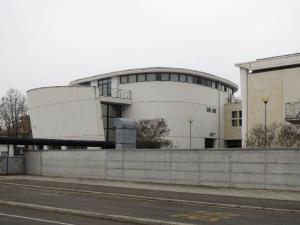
xmin=28 ymin=67 xmax=238 ymax=149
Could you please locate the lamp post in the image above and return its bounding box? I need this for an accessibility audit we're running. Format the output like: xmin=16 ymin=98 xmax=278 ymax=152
xmin=261 ymin=96 xmax=269 ymax=148
xmin=188 ymin=119 xmax=193 ymax=149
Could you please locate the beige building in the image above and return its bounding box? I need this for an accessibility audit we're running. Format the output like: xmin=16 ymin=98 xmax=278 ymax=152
xmin=236 ymin=53 xmax=300 ymax=146
xmin=224 ymin=98 xmax=242 ymax=147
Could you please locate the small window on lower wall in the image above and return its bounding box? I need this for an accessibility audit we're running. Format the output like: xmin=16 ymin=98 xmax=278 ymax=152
xmin=232 ymin=120 xmax=238 ymax=126
xmin=212 ymin=108 xmax=217 ymax=113
xmin=206 ymin=107 xmax=211 ymax=112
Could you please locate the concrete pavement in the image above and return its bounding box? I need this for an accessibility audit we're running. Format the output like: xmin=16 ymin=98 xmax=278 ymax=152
xmin=0 ymin=176 xmax=299 ymax=225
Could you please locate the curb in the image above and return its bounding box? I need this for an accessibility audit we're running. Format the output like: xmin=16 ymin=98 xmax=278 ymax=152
xmin=0 ymin=200 xmax=190 ymax=225
xmin=2 ymin=182 xmax=300 ymax=214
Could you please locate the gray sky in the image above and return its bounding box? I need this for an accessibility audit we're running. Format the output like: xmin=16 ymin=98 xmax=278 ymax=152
xmin=0 ymin=0 xmax=299 ymax=97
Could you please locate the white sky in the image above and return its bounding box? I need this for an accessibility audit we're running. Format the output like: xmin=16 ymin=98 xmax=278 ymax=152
xmin=0 ymin=0 xmax=299 ymax=97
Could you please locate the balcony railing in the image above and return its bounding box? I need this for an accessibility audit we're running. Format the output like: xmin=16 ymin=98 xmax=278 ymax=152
xmin=99 ymin=88 xmax=132 ymax=100
xmin=285 ymin=102 xmax=300 ymax=124
xmin=225 ymin=96 xmax=241 ymax=104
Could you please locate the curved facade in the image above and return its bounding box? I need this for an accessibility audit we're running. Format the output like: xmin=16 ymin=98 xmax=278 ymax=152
xmin=28 ymin=67 xmax=238 ymax=149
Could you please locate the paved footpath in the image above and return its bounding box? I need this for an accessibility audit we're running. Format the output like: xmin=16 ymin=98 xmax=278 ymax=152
xmin=0 ymin=175 xmax=299 ymax=225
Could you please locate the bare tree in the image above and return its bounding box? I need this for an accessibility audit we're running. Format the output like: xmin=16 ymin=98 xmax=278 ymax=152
xmin=246 ymin=122 xmax=300 ymax=148
xmin=0 ymin=88 xmax=31 ymax=137
xmin=136 ymin=118 xmax=174 ymax=148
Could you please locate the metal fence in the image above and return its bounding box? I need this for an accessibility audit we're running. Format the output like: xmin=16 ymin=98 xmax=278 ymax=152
xmin=0 ymin=156 xmax=25 ymax=175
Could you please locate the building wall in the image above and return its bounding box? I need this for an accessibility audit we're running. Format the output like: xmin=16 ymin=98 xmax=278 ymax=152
xmin=247 ymin=67 xmax=300 ymax=132
xmin=25 ymin=149 xmax=300 ymax=191
xmin=27 ymin=86 xmax=105 ymax=141
xmin=119 ymin=81 xmax=227 ymax=148
xmin=224 ymin=102 xmax=242 ymax=140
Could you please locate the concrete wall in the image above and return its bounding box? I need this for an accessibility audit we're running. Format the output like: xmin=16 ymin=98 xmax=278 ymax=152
xmin=0 ymin=157 xmax=24 ymax=174
xmin=26 ymin=149 xmax=300 ymax=191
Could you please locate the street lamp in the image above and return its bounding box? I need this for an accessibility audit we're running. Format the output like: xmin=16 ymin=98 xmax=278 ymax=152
xmin=188 ymin=119 xmax=193 ymax=149
xmin=261 ymin=96 xmax=269 ymax=148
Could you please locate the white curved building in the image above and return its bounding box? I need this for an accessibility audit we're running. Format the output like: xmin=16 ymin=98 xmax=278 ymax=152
xmin=28 ymin=67 xmax=238 ymax=148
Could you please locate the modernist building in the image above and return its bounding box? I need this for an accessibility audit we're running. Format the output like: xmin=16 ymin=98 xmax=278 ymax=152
xmin=236 ymin=53 xmax=300 ymax=146
xmin=28 ymin=67 xmax=239 ymax=149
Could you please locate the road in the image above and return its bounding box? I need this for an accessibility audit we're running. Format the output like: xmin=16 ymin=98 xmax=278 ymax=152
xmin=0 ymin=177 xmax=299 ymax=225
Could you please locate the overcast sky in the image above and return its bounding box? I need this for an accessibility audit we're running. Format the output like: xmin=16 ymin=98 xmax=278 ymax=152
xmin=0 ymin=0 xmax=299 ymax=97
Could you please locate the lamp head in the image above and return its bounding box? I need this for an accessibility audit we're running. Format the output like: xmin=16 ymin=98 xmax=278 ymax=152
xmin=261 ymin=96 xmax=269 ymax=104
xmin=188 ymin=118 xmax=193 ymax=124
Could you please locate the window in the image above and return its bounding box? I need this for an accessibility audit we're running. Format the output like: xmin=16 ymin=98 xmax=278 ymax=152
xmin=212 ymin=108 xmax=217 ymax=113
xmin=232 ymin=111 xmax=238 ymax=118
xmin=170 ymin=74 xmax=178 ymax=81
xmin=232 ymin=120 xmax=238 ymax=126
xmin=206 ymin=107 xmax=211 ymax=112
xmin=79 ymin=82 xmax=90 ymax=86
xmin=214 ymin=82 xmax=219 ymax=89
xmin=187 ymin=75 xmax=193 ymax=83
xmin=193 ymin=76 xmax=198 ymax=84
xmin=147 ymin=73 xmax=156 ymax=81
xmin=239 ymin=110 xmax=242 ymax=118
xmin=98 ymin=78 xmax=111 ymax=96
xmin=120 ymin=76 xmax=128 ymax=84
xmin=239 ymin=119 xmax=242 ymax=126
xmin=198 ymin=77 xmax=204 ymax=85
xmin=161 ymin=73 xmax=170 ymax=81
xmin=128 ymin=75 xmax=136 ymax=83
xmin=137 ymin=74 xmax=146 ymax=82
xmin=179 ymin=74 xmax=187 ymax=82
xmin=101 ymin=103 xmax=121 ymax=142
xmin=206 ymin=79 xmax=212 ymax=87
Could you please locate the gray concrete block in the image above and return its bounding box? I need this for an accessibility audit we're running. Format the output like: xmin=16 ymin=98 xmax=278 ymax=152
xmin=267 ymin=163 xmax=300 ymax=175
xmin=145 ymin=170 xmax=170 ymax=179
xmin=106 ymin=161 xmax=122 ymax=169
xmin=124 ymin=161 xmax=145 ymax=169
xmin=145 ymin=151 xmax=170 ymax=162
xmin=231 ymin=151 xmax=265 ymax=163
xmin=266 ymin=150 xmax=300 ymax=163
xmin=123 ymin=151 xmax=145 ymax=161
xmin=231 ymin=173 xmax=265 ymax=184
xmin=106 ymin=151 xmax=123 ymax=161
xmin=199 ymin=151 xmax=230 ymax=162
xmin=146 ymin=161 xmax=170 ymax=170
xmin=199 ymin=172 xmax=230 ymax=183
xmin=231 ymin=163 xmax=265 ymax=173
xmin=170 ymin=171 xmax=197 ymax=181
xmin=106 ymin=169 xmax=122 ymax=177
xmin=266 ymin=174 xmax=300 ymax=186
xmin=199 ymin=162 xmax=229 ymax=172
xmin=123 ymin=169 xmax=145 ymax=178
xmin=171 ymin=152 xmax=198 ymax=162
xmin=171 ymin=162 xmax=198 ymax=172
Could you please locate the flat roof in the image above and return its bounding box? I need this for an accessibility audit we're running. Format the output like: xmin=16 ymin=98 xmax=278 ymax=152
xmin=69 ymin=67 xmax=238 ymax=92
xmin=235 ymin=53 xmax=300 ymax=71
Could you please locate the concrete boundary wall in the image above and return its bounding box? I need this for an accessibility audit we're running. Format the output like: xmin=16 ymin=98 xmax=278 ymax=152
xmin=25 ymin=149 xmax=300 ymax=191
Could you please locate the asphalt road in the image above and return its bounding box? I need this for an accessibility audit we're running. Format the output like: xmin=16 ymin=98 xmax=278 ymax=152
xmin=0 ymin=178 xmax=299 ymax=225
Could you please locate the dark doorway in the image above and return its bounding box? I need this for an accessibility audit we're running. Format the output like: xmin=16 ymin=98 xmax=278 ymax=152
xmin=205 ymin=138 xmax=215 ymax=148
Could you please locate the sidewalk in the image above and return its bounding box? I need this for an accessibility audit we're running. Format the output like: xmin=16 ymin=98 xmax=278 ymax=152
xmin=2 ymin=175 xmax=300 ymax=202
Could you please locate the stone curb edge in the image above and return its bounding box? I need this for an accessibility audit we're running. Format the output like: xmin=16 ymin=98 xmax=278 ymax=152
xmin=2 ymin=182 xmax=300 ymax=214
xmin=0 ymin=200 xmax=190 ymax=225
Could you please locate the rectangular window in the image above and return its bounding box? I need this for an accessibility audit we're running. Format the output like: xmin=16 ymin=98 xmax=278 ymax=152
xmin=212 ymin=108 xmax=217 ymax=113
xmin=239 ymin=119 xmax=242 ymax=126
xmin=170 ymin=74 xmax=179 ymax=81
xmin=214 ymin=82 xmax=219 ymax=89
xmin=232 ymin=111 xmax=238 ymax=118
xmin=128 ymin=75 xmax=136 ymax=83
xmin=179 ymin=74 xmax=187 ymax=82
xmin=147 ymin=73 xmax=156 ymax=81
xmin=120 ymin=76 xmax=128 ymax=83
xmin=98 ymin=78 xmax=111 ymax=96
xmin=239 ymin=110 xmax=242 ymax=118
xmin=193 ymin=76 xmax=198 ymax=84
xmin=79 ymin=82 xmax=90 ymax=86
xmin=199 ymin=77 xmax=204 ymax=85
xmin=137 ymin=74 xmax=146 ymax=82
xmin=161 ymin=73 xmax=170 ymax=81
xmin=206 ymin=107 xmax=211 ymax=112
xmin=187 ymin=75 xmax=193 ymax=83
xmin=206 ymin=79 xmax=212 ymax=87
xmin=232 ymin=120 xmax=238 ymax=126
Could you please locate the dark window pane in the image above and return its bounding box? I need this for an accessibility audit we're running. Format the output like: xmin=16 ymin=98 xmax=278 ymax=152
xmin=137 ymin=74 xmax=146 ymax=82
xmin=199 ymin=78 xmax=204 ymax=85
xmin=108 ymin=118 xmax=115 ymax=129
xmin=212 ymin=108 xmax=217 ymax=113
xmin=108 ymin=129 xmax=116 ymax=142
xmin=193 ymin=76 xmax=198 ymax=84
xmin=206 ymin=79 xmax=212 ymax=87
xmin=232 ymin=111 xmax=237 ymax=118
xmin=170 ymin=74 xmax=178 ymax=81
xmin=103 ymin=117 xmax=108 ymax=129
xmin=79 ymin=82 xmax=90 ymax=86
xmin=187 ymin=75 xmax=193 ymax=83
xmin=128 ymin=75 xmax=136 ymax=83
xmin=147 ymin=73 xmax=156 ymax=81
xmin=120 ymin=76 xmax=128 ymax=83
xmin=239 ymin=111 xmax=242 ymax=118
xmin=161 ymin=73 xmax=169 ymax=81
xmin=206 ymin=107 xmax=211 ymax=112
xmin=179 ymin=74 xmax=187 ymax=82
xmin=232 ymin=120 xmax=238 ymax=126
xmin=101 ymin=104 xmax=107 ymax=116
xmin=214 ymin=82 xmax=219 ymax=89
xmin=239 ymin=119 xmax=242 ymax=126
